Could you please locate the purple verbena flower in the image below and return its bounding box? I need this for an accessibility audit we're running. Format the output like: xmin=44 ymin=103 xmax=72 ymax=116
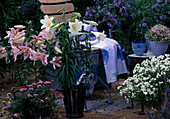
xmin=107 ymin=22 xmax=112 ymax=27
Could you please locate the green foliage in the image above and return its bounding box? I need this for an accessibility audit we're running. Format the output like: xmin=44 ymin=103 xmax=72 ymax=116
xmin=83 ymin=0 xmax=170 ymax=63
xmin=71 ymin=0 xmax=95 ymax=17
xmin=1 ymin=80 xmax=59 ymax=118
xmin=0 ymin=0 xmax=43 ymax=39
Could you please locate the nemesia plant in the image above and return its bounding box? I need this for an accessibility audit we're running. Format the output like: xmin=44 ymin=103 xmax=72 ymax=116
xmin=0 ymin=80 xmax=61 ymax=119
xmin=147 ymin=24 xmax=170 ymax=43
xmin=118 ymin=54 xmax=170 ymax=108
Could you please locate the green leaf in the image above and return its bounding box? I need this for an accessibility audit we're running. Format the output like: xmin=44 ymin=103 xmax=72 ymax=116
xmin=56 ymin=8 xmax=64 ymax=13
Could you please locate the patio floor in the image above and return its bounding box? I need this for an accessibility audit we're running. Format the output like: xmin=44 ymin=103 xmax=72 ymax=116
xmin=56 ymin=79 xmax=146 ymax=119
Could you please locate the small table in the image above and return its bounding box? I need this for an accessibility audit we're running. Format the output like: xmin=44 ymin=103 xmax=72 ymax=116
xmin=128 ymin=53 xmax=154 ymax=76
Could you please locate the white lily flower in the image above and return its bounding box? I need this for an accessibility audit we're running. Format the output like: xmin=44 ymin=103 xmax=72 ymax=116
xmin=91 ymin=31 xmax=106 ymax=42
xmin=40 ymin=15 xmax=54 ymax=31
xmin=68 ymin=19 xmax=83 ymax=37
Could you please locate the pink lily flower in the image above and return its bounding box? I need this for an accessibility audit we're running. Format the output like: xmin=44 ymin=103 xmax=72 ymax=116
xmin=50 ymin=56 xmax=61 ymax=69
xmin=11 ymin=46 xmax=20 ymax=62
xmin=39 ymin=29 xmax=55 ymax=41
xmin=29 ymin=34 xmax=44 ymax=46
xmin=0 ymin=47 xmax=9 ymax=63
xmin=34 ymin=51 xmax=49 ymax=65
xmin=5 ymin=28 xmax=25 ymax=40
xmin=18 ymin=46 xmax=32 ymax=60
xmin=5 ymin=28 xmax=25 ymax=47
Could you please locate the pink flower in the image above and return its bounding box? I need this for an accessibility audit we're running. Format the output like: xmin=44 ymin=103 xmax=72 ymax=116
xmin=39 ymin=29 xmax=55 ymax=41
xmin=60 ymin=94 xmax=64 ymax=98
xmin=33 ymin=94 xmax=38 ymax=96
xmin=30 ymin=34 xmax=44 ymax=46
xmin=37 ymin=84 xmax=42 ymax=88
xmin=50 ymin=88 xmax=54 ymax=91
xmin=5 ymin=28 xmax=25 ymax=44
xmin=19 ymin=88 xmax=27 ymax=91
xmin=44 ymin=81 xmax=52 ymax=84
xmin=50 ymin=56 xmax=61 ymax=69
xmin=45 ymin=97 xmax=50 ymax=101
xmin=40 ymin=99 xmax=44 ymax=102
xmin=0 ymin=47 xmax=9 ymax=63
xmin=38 ymin=80 xmax=44 ymax=83
xmin=29 ymin=88 xmax=34 ymax=91
xmin=27 ymin=94 xmax=32 ymax=97
xmin=13 ymin=113 xmax=19 ymax=117
xmin=11 ymin=46 xmax=20 ymax=62
xmin=2 ymin=101 xmax=5 ymax=103
xmin=32 ymin=82 xmax=36 ymax=85
xmin=18 ymin=46 xmax=32 ymax=60
xmin=26 ymin=84 xmax=33 ymax=87
xmin=34 ymin=51 xmax=48 ymax=65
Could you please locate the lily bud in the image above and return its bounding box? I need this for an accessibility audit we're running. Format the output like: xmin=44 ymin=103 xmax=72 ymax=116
xmin=83 ymin=20 xmax=98 ymax=26
xmin=36 ymin=41 xmax=45 ymax=45
xmin=14 ymin=25 xmax=26 ymax=29
xmin=14 ymin=35 xmax=23 ymax=40
xmin=72 ymin=12 xmax=81 ymax=18
xmin=54 ymin=46 xmax=62 ymax=53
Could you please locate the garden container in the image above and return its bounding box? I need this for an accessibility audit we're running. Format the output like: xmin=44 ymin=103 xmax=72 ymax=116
xmin=150 ymin=41 xmax=168 ymax=56
xmin=132 ymin=42 xmax=146 ymax=56
xmin=62 ymin=85 xmax=86 ymax=118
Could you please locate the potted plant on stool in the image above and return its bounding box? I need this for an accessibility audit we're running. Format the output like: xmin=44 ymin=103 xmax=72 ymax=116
xmin=147 ymin=24 xmax=170 ymax=56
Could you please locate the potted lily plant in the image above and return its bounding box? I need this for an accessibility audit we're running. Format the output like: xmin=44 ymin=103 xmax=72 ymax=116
xmin=147 ymin=24 xmax=170 ymax=56
xmin=38 ymin=10 xmax=107 ymax=118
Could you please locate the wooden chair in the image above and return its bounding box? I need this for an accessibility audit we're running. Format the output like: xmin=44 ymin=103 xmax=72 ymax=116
xmin=38 ymin=0 xmax=74 ymax=23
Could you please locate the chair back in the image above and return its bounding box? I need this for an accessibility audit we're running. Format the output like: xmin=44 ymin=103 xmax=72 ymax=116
xmin=38 ymin=0 xmax=74 ymax=23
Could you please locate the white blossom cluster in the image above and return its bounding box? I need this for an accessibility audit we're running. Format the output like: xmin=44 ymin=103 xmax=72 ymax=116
xmin=118 ymin=54 xmax=170 ymax=105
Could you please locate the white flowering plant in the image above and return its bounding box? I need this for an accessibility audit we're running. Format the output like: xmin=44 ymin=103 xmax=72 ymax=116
xmin=147 ymin=24 xmax=170 ymax=43
xmin=118 ymin=54 xmax=170 ymax=108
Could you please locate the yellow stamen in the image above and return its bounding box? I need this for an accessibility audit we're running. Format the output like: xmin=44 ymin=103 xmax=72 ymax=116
xmin=72 ymin=24 xmax=77 ymax=31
